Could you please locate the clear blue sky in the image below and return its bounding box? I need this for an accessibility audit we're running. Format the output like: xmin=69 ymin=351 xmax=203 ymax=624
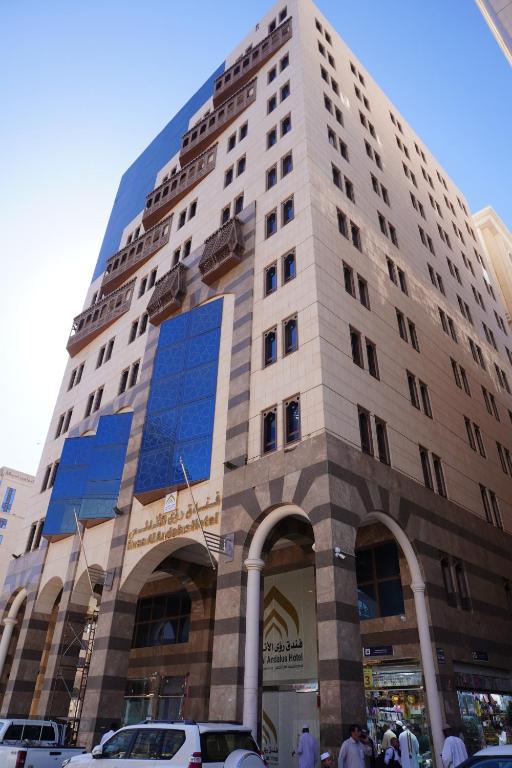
xmin=0 ymin=0 xmax=510 ymax=475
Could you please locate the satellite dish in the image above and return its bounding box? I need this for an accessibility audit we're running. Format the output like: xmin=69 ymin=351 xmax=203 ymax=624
xmin=224 ymin=750 xmax=266 ymax=768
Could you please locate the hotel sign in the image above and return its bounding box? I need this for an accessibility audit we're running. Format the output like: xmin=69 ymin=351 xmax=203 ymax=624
xmin=127 ymin=491 xmax=221 ymax=550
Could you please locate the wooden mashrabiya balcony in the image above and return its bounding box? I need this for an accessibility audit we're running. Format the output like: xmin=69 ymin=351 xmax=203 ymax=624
xmin=199 ymin=216 xmax=245 ymax=285
xmin=180 ymin=79 xmax=257 ymax=166
xmin=212 ymin=16 xmax=292 ymax=107
xmin=67 ymin=279 xmax=136 ymax=357
xmin=147 ymin=263 xmax=188 ymax=326
xmin=101 ymin=215 xmax=172 ymax=295
xmin=142 ymin=145 xmax=217 ymax=230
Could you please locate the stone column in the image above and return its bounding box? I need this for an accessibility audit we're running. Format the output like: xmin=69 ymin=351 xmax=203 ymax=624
xmin=1 ymin=608 xmax=51 ymax=716
xmin=242 ymin=558 xmax=265 ymax=738
xmin=314 ymin=514 xmax=366 ymax=750
xmin=37 ymin=602 xmax=89 ymax=718
xmin=208 ymin=549 xmax=246 ymax=723
xmin=78 ymin=590 xmax=138 ymax=748
xmin=411 ymin=582 xmax=444 ymax=765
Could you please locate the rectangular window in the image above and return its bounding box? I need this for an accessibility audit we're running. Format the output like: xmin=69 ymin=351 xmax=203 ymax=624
xmin=356 ymin=541 xmax=404 ymax=619
xmin=358 ymin=276 xmax=370 ymax=309
xmin=224 ymin=167 xmax=233 ymax=187
xmin=267 ymin=127 xmax=277 ymax=148
xmin=366 ymin=340 xmax=379 ymax=380
xmin=358 ymin=407 xmax=373 ymax=455
xmin=408 ymin=321 xmax=419 ymax=352
xmin=351 ymin=221 xmax=361 ymax=250
xmin=419 ymin=381 xmax=432 ymax=418
xmin=350 ymin=327 xmax=364 ymax=368
xmin=280 ymin=81 xmax=290 ymax=101
xmin=343 ymin=262 xmax=355 ymax=296
xmin=408 ymin=372 xmax=420 ymax=409
xmin=236 ymin=155 xmax=246 ymax=176
xmin=281 ymin=114 xmax=292 ymax=135
xmin=375 ymin=418 xmax=390 ymax=465
xmin=337 ymin=208 xmax=348 ymax=238
xmin=396 ymin=310 xmax=407 ymax=341
xmin=419 ymin=446 xmax=433 ymax=490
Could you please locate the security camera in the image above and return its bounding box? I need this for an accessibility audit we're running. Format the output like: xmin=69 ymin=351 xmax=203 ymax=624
xmin=334 ymin=547 xmax=346 ymax=560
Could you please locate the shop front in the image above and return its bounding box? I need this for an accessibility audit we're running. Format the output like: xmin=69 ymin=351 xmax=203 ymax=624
xmin=261 ymin=566 xmax=319 ymax=768
xmin=456 ymin=665 xmax=512 ymax=753
xmin=363 ymin=659 xmax=431 ymax=761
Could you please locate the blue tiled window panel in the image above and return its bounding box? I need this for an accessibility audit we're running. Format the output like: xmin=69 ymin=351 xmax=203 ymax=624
xmin=43 ymin=412 xmax=133 ymax=539
xmin=92 ymin=64 xmax=224 ymax=283
xmin=135 ymin=298 xmax=223 ymax=502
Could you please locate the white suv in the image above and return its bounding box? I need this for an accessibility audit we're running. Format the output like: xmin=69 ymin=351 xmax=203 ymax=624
xmin=65 ymin=721 xmax=264 ymax=768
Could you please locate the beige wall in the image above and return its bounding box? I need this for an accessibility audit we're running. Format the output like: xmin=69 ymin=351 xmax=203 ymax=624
xmin=14 ymin=0 xmax=512 ymax=601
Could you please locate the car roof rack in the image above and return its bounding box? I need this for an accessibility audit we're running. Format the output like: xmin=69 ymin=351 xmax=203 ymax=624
xmin=140 ymin=719 xmax=197 ymax=725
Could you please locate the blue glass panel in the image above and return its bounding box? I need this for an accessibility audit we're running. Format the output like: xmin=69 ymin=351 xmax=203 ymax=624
xmin=152 ymin=342 xmax=187 ymax=380
xmin=181 ymin=362 xmax=218 ymax=403
xmin=43 ymin=413 xmax=133 ymax=537
xmin=186 ymin=328 xmax=221 ymax=367
xmin=1 ymin=487 xmax=16 ymax=513
xmin=91 ymin=64 xmax=224 ymax=283
xmin=135 ymin=298 xmax=223 ymax=499
xmin=158 ymin=313 xmax=189 ymax=349
xmin=142 ymin=412 xmax=179 ymax=451
xmin=177 ymin=399 xmax=215 ymax=441
xmin=147 ymin=375 xmax=183 ymax=414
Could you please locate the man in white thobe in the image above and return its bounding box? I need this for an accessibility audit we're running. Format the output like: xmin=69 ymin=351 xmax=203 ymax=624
xmin=441 ymin=726 xmax=468 ymax=768
xmin=398 ymin=725 xmax=419 ymax=768
xmin=296 ymin=725 xmax=319 ymax=768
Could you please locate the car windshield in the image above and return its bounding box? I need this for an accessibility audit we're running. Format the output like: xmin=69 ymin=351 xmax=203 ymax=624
xmin=468 ymin=758 xmax=512 ymax=768
xmin=200 ymin=731 xmax=259 ymax=763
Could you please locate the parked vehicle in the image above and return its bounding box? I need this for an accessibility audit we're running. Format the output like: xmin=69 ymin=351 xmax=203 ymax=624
xmin=0 ymin=719 xmax=86 ymax=768
xmin=459 ymin=745 xmax=512 ymax=768
xmin=64 ymin=721 xmax=265 ymax=768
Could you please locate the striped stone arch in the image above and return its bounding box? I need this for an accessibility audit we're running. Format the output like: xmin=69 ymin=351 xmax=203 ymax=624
xmin=71 ymin=565 xmax=105 ymax=608
xmin=33 ymin=577 xmax=63 ymax=615
xmin=120 ymin=537 xmax=213 ymax=597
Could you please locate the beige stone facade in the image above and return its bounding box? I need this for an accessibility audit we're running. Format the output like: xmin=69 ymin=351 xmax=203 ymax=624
xmin=1 ymin=0 xmax=512 ymax=763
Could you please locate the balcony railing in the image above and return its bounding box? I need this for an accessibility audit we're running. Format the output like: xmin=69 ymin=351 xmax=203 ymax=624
xmin=147 ymin=263 xmax=188 ymax=326
xmin=199 ymin=217 xmax=245 ymax=285
xmin=212 ymin=17 xmax=292 ymax=107
xmin=180 ymin=80 xmax=257 ymax=165
xmin=101 ymin=216 xmax=172 ymax=295
xmin=67 ymin=279 xmax=136 ymax=356
xmin=142 ymin=145 xmax=218 ymax=230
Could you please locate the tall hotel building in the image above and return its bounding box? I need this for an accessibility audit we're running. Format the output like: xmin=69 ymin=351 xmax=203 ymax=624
xmin=1 ymin=0 xmax=512 ymax=761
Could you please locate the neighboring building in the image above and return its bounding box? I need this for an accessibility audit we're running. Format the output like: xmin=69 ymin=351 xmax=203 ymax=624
xmin=475 ymin=0 xmax=512 ymax=65
xmin=1 ymin=0 xmax=512 ymax=762
xmin=0 ymin=468 xmax=35 ymax=588
xmin=474 ymin=206 xmax=512 ymax=331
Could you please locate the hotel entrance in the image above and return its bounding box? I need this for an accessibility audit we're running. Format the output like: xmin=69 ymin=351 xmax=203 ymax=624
xmin=261 ymin=565 xmax=319 ymax=768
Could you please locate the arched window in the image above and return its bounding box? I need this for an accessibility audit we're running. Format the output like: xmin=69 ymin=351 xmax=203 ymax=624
xmin=284 ymin=396 xmax=300 ymax=444
xmin=132 ymin=590 xmax=191 ymax=648
xmin=262 ymin=408 xmax=277 ymax=453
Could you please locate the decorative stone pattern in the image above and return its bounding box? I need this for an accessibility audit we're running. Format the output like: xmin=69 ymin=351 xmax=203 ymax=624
xmin=212 ymin=17 xmax=292 ymax=106
xmin=101 ymin=216 xmax=172 ymax=296
xmin=142 ymin=145 xmax=217 ymax=230
xmin=199 ymin=217 xmax=245 ymax=285
xmin=180 ymin=80 xmax=257 ymax=165
xmin=67 ymin=279 xmax=136 ymax=357
xmin=146 ymin=263 xmax=188 ymax=326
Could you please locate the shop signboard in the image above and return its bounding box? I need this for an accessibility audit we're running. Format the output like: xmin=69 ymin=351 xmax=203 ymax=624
xmin=262 ymin=567 xmax=318 ymax=682
xmin=364 ymin=645 xmax=394 ymax=658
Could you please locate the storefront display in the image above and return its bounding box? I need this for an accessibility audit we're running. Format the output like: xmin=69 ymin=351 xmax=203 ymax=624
xmin=364 ymin=662 xmax=432 ymax=763
xmin=455 ymin=666 xmax=512 ymax=754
